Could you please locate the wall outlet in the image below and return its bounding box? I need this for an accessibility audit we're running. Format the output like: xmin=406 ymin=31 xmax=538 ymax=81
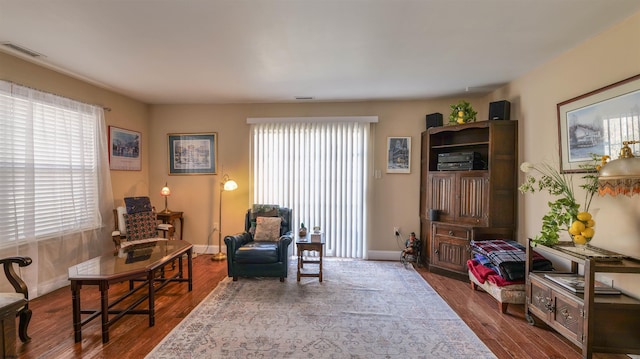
xmin=214 ymin=222 xmax=219 ymax=232
xmin=394 ymin=227 xmax=400 ymax=236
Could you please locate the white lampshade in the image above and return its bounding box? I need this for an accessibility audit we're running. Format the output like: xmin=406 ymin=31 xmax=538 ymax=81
xmin=223 ymin=179 xmax=238 ymax=191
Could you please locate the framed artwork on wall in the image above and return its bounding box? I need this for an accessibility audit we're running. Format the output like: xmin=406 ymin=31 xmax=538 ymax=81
xmin=558 ymin=74 xmax=640 ymax=173
xmin=168 ymin=132 xmax=217 ymax=175
xmin=386 ymin=136 xmax=411 ymax=173
xmin=109 ymin=126 xmax=141 ymax=171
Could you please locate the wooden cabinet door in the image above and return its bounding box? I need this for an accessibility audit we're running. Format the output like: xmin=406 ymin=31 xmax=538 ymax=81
xmin=528 ymin=275 xmax=584 ymax=346
xmin=552 ymin=291 xmax=584 ymax=343
xmin=427 ymin=173 xmax=455 ymax=222
xmin=431 ymin=223 xmax=470 ymax=274
xmin=528 ymin=275 xmax=553 ymax=319
xmin=456 ymin=172 xmax=489 ymax=226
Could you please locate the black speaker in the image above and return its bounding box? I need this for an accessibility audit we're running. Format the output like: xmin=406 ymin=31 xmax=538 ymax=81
xmin=426 ymin=112 xmax=443 ymax=129
xmin=489 ymin=100 xmax=511 ymax=121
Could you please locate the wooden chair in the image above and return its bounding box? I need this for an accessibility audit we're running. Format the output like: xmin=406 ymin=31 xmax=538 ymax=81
xmin=0 ymin=256 xmax=32 ymax=356
xmin=111 ymin=197 xmax=174 ymax=255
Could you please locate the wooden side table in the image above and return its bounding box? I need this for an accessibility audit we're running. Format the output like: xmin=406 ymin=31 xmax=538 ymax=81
xmin=296 ymin=233 xmax=325 ymax=282
xmin=157 ymin=211 xmax=184 ymax=240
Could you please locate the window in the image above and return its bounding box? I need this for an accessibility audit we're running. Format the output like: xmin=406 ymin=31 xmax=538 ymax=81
xmin=249 ymin=117 xmax=376 ymax=258
xmin=0 ymin=81 xmax=103 ymax=246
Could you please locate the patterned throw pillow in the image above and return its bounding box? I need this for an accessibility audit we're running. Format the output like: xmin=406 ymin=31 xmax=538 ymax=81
xmin=124 ymin=211 xmax=157 ymax=241
xmin=253 ymin=216 xmax=282 ymax=242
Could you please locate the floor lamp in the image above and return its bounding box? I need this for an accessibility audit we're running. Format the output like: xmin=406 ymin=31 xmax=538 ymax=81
xmin=212 ymin=174 xmax=238 ymax=261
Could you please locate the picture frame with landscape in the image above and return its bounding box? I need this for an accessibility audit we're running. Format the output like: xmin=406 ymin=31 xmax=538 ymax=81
xmin=168 ymin=132 xmax=217 ymax=175
xmin=109 ymin=126 xmax=141 ymax=171
xmin=557 ymin=74 xmax=640 ymax=173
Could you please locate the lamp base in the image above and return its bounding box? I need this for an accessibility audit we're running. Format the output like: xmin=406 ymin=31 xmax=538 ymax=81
xmin=211 ymin=252 xmax=227 ymax=261
xmin=158 ymin=208 xmax=172 ymax=214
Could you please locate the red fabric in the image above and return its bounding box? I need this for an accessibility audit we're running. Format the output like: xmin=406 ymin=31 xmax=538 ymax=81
xmin=467 ymin=259 xmax=524 ymax=287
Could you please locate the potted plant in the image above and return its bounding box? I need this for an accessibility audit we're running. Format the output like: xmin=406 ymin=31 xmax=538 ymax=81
xmin=448 ymin=100 xmax=477 ymax=124
xmin=518 ymin=155 xmax=601 ymax=246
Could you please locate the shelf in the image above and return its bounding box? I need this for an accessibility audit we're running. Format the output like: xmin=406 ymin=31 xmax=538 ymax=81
xmin=430 ymin=141 xmax=490 ymax=149
xmin=532 ymin=241 xmax=640 ymax=272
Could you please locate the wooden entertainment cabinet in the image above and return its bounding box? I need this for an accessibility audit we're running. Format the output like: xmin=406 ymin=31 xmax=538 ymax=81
xmin=525 ymin=240 xmax=640 ymax=358
xmin=420 ymin=121 xmax=517 ymax=279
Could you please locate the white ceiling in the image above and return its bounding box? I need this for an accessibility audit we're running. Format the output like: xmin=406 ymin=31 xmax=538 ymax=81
xmin=1 ymin=0 xmax=639 ymax=105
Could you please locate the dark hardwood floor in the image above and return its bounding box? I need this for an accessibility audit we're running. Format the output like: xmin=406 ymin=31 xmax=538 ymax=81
xmin=16 ymin=256 xmax=629 ymax=359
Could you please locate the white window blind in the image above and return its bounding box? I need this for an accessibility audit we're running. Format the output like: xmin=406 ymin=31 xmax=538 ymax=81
xmin=0 ymin=81 xmax=102 ymax=245
xmin=250 ymin=119 xmax=372 ymax=258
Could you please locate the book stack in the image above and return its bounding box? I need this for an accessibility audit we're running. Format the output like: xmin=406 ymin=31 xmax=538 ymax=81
xmin=544 ymin=273 xmax=621 ymax=295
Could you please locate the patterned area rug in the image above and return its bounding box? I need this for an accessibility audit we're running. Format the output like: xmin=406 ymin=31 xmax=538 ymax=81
xmin=146 ymin=259 xmax=496 ymax=359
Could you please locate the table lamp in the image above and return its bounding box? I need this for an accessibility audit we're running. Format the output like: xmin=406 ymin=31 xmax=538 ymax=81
xmin=159 ymin=182 xmax=171 ymax=214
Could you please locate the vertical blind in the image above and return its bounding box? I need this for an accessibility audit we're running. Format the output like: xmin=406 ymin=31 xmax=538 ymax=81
xmin=0 ymin=80 xmax=103 ymax=246
xmin=250 ymin=120 xmax=372 ymax=258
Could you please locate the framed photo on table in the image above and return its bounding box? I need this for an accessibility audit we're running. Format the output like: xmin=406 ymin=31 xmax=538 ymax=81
xmin=386 ymin=136 xmax=411 ymax=173
xmin=168 ymin=132 xmax=217 ymax=175
xmin=109 ymin=126 xmax=141 ymax=171
xmin=558 ymin=74 xmax=640 ymax=173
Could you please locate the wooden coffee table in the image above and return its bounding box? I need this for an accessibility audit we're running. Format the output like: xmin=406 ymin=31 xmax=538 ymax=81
xmin=296 ymin=234 xmax=325 ymax=282
xmin=68 ymin=239 xmax=192 ymax=343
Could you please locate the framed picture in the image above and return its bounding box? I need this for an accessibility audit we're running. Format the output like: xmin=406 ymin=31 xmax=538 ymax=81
xmin=168 ymin=132 xmax=217 ymax=175
xmin=386 ymin=136 xmax=411 ymax=173
xmin=558 ymin=74 xmax=640 ymax=173
xmin=109 ymin=126 xmax=141 ymax=171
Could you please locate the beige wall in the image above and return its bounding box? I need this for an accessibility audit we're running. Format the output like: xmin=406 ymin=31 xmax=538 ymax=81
xmin=491 ymin=11 xmax=640 ymax=297
xmin=148 ymin=99 xmax=488 ymax=256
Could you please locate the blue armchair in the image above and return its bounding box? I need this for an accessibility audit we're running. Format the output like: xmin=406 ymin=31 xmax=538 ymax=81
xmin=224 ymin=205 xmax=293 ymax=282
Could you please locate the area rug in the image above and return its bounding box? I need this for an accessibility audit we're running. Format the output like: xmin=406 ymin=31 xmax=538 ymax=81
xmin=146 ymin=259 xmax=496 ymax=359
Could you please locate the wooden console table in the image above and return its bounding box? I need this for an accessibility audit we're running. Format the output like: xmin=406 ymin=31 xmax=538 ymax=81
xmin=525 ymin=240 xmax=640 ymax=358
xmin=68 ymin=240 xmax=192 ymax=343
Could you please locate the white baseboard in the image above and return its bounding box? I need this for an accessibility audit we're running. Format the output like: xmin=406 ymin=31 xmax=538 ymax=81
xmin=367 ymin=250 xmax=402 ymax=261
xmin=193 ymin=244 xmax=223 ymax=255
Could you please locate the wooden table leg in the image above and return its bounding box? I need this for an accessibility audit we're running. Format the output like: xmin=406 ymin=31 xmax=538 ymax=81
xmin=297 ymin=249 xmax=302 ymax=282
xmin=99 ymin=282 xmax=109 ymax=343
xmin=71 ymin=281 xmax=82 ymax=343
xmin=187 ymin=249 xmax=193 ymax=291
xmin=319 ymin=246 xmax=323 ymax=282
xmin=148 ymin=270 xmax=155 ymax=327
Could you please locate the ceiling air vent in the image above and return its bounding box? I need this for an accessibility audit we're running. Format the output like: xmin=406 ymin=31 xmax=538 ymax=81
xmin=1 ymin=42 xmax=45 ymax=58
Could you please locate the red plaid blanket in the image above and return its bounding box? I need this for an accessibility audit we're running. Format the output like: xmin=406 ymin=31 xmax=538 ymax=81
xmin=470 ymin=239 xmax=553 ymax=281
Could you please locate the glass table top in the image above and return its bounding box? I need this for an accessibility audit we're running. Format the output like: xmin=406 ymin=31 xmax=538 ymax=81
xmin=68 ymin=239 xmax=191 ymax=280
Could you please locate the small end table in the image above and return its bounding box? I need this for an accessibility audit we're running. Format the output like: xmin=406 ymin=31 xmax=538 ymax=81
xmin=296 ymin=233 xmax=325 ymax=282
xmin=157 ymin=211 xmax=184 ymax=240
